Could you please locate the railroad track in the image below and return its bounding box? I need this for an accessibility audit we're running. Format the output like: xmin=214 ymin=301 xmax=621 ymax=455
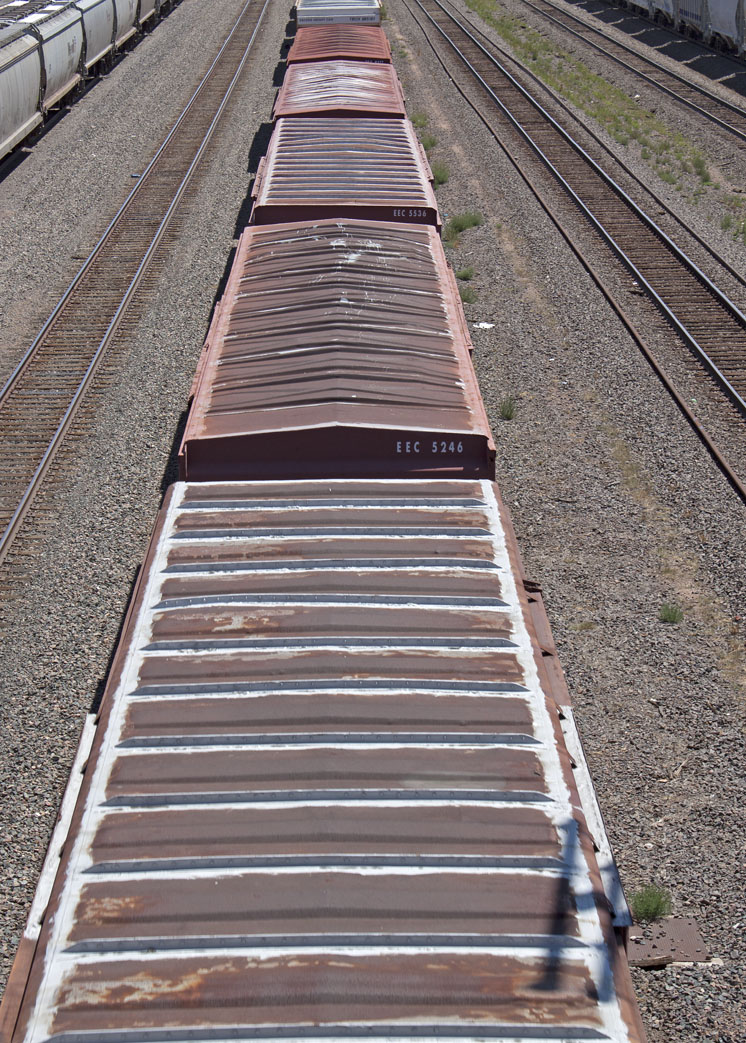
xmin=522 ymin=0 xmax=746 ymax=143
xmin=0 ymin=0 xmax=270 ymax=567
xmin=411 ymin=0 xmax=746 ymax=493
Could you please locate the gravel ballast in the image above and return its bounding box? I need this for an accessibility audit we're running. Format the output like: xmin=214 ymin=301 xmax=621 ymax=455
xmin=1 ymin=0 xmax=745 ymax=1039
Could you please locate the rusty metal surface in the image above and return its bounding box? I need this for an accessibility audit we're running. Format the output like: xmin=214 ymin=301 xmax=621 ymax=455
xmin=629 ymin=918 xmax=709 ymax=967
xmin=251 ymin=119 xmax=440 ymax=227
xmin=287 ymin=25 xmax=392 ymax=63
xmin=3 ymin=479 xmax=644 ymax=1043
xmin=273 ymin=60 xmax=405 ymax=119
xmin=179 ymin=220 xmax=492 ymax=481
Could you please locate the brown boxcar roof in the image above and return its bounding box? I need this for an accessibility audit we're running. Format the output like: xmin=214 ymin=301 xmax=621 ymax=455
xmin=179 ymin=219 xmax=494 ymax=481
xmin=273 ymin=60 xmax=406 ymax=119
xmin=287 ymin=25 xmax=392 ymax=63
xmin=0 ymin=479 xmax=646 ymax=1043
xmin=251 ymin=117 xmax=440 ymax=227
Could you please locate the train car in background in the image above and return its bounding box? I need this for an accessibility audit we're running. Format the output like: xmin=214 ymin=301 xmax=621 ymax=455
xmin=698 ymin=0 xmax=743 ymax=49
xmin=287 ymin=23 xmax=392 ymax=63
xmin=179 ymin=219 xmax=494 ymax=481
xmin=621 ymin=0 xmax=745 ymax=56
xmin=74 ymin=0 xmax=116 ymax=72
xmin=0 ymin=0 xmax=173 ymax=164
xmin=295 ymin=0 xmax=382 ymax=27
xmin=0 ymin=478 xmax=646 ymax=1043
xmin=0 ymin=21 xmax=44 ymax=160
xmin=9 ymin=2 xmax=85 ymax=111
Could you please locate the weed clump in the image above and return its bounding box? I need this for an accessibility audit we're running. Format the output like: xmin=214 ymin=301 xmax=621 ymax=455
xmin=630 ymin=885 xmax=672 ymax=923
xmin=659 ymin=602 xmax=684 ymax=624
xmin=498 ymin=394 xmax=516 ymax=420
xmin=444 ymin=211 xmax=483 ymax=244
xmin=455 ymin=265 xmax=474 ymax=281
xmin=459 ymin=284 xmax=477 ymax=303
xmin=431 ymin=162 xmax=449 ymax=188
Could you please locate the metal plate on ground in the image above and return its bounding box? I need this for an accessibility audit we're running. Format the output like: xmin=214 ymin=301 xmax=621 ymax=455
xmin=629 ymin=917 xmax=709 ymax=967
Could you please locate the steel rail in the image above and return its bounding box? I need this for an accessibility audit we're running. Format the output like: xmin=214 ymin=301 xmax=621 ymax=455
xmin=0 ymin=0 xmax=259 ymax=406
xmin=415 ymin=0 xmax=746 ymax=419
xmin=0 ymin=0 xmax=271 ymax=567
xmin=447 ymin=1 xmax=746 ymax=294
xmin=520 ymin=0 xmax=746 ymax=141
xmin=407 ymin=0 xmax=746 ymax=502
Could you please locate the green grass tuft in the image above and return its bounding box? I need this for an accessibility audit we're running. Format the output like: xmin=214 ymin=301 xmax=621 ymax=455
xmin=431 ymin=162 xmax=450 ymax=188
xmin=459 ymin=284 xmax=477 ymax=303
xmin=420 ymin=133 xmax=437 ymax=153
xmin=411 ymin=112 xmax=428 ymax=130
xmin=444 ymin=211 xmax=483 ymax=244
xmin=692 ymin=154 xmax=710 ymax=182
xmin=455 ymin=265 xmax=474 ymax=281
xmin=630 ymin=885 xmax=672 ymax=923
xmin=659 ymin=602 xmax=684 ymax=624
xmin=498 ymin=394 xmax=516 ymax=420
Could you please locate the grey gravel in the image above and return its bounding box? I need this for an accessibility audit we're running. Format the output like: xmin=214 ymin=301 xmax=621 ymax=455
xmin=1 ymin=0 xmax=745 ymax=1040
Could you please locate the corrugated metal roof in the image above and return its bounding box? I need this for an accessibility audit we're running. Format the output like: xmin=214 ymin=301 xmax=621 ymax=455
xmin=2 ymin=479 xmax=645 ymax=1043
xmin=287 ymin=25 xmax=392 ymax=64
xmin=273 ymin=60 xmax=405 ymax=119
xmin=0 ymin=18 xmax=36 ymax=50
xmin=296 ymin=0 xmax=381 ymax=27
xmin=179 ymin=219 xmax=493 ymax=481
xmin=0 ymin=0 xmax=68 ymax=25
xmin=251 ymin=118 xmax=440 ymax=227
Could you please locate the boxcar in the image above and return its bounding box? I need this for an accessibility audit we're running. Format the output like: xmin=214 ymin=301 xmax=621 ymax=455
xmin=296 ymin=0 xmax=382 ymax=27
xmin=251 ymin=117 xmax=439 ymax=226
xmin=0 ymin=478 xmax=646 ymax=1043
xmin=179 ymin=219 xmax=494 ymax=480
xmin=273 ymin=59 xmax=406 ymax=118
xmin=287 ymin=24 xmax=392 ymax=63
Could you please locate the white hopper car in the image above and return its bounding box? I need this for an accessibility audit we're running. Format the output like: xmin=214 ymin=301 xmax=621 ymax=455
xmin=619 ymin=0 xmax=746 ymax=56
xmin=0 ymin=0 xmax=173 ymax=163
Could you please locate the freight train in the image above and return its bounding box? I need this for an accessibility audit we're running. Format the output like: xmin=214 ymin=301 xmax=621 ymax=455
xmin=0 ymin=12 xmax=648 ymax=1043
xmin=614 ymin=0 xmax=745 ymax=56
xmin=0 ymin=0 xmax=179 ymax=164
